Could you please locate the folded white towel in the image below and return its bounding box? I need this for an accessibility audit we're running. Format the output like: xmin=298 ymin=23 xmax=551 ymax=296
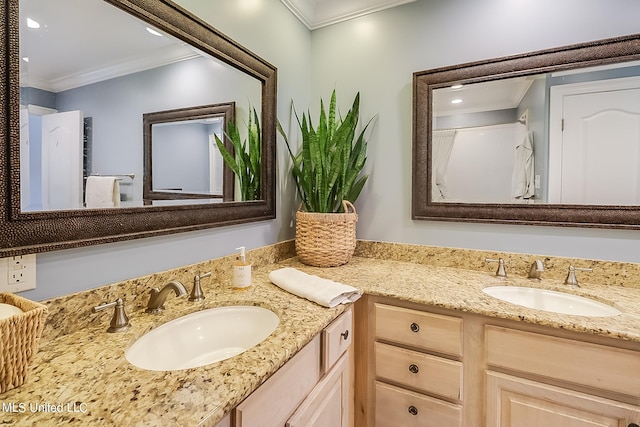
xmin=85 ymin=176 xmax=121 ymax=208
xmin=269 ymin=267 xmax=361 ymax=308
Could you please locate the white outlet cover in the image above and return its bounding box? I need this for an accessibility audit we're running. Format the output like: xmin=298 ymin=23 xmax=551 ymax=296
xmin=0 ymin=255 xmax=36 ymax=293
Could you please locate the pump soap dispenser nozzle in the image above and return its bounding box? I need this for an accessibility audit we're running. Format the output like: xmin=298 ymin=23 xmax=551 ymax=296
xmin=233 ymin=246 xmax=252 ymax=289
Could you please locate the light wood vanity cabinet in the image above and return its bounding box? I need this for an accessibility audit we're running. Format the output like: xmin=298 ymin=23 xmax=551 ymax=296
xmin=485 ymin=326 xmax=640 ymax=427
xmin=229 ymin=307 xmax=353 ymax=427
xmin=370 ymin=300 xmax=464 ymax=426
xmin=355 ymin=296 xmax=640 ymax=427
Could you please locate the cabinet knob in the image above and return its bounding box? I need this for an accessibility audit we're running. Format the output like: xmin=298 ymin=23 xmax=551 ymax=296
xmin=341 ymin=330 xmax=349 ymax=340
xmin=408 ymin=405 xmax=418 ymax=416
xmin=409 ymin=364 xmax=419 ymax=374
xmin=410 ymin=322 xmax=420 ymax=333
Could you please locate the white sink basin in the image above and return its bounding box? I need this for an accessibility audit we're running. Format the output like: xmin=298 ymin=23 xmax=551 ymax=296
xmin=126 ymin=305 xmax=279 ymax=371
xmin=482 ymin=286 xmax=621 ymax=317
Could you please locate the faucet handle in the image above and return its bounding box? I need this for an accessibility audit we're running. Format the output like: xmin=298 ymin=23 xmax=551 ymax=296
xmin=564 ymin=265 xmax=592 ymax=288
xmin=189 ymin=272 xmax=211 ymax=302
xmin=92 ymin=298 xmax=130 ymax=333
xmin=528 ymin=260 xmax=545 ymax=280
xmin=485 ymin=258 xmax=507 ymax=277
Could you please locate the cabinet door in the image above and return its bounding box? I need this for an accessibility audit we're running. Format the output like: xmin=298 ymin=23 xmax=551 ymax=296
xmin=487 ymin=371 xmax=640 ymax=427
xmin=287 ymin=350 xmax=351 ymax=427
xmin=214 ymin=413 xmax=231 ymax=427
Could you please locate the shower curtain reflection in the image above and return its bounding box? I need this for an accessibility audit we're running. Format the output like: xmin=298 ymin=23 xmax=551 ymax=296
xmin=433 ymin=123 xmax=526 ymax=203
xmin=432 ymin=129 xmax=456 ymax=201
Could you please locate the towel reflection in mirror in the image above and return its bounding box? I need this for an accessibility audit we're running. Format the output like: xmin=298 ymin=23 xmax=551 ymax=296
xmin=85 ymin=176 xmax=121 ymax=208
xmin=512 ymin=130 xmax=535 ymax=200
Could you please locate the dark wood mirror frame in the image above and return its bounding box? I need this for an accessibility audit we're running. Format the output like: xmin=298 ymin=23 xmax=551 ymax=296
xmin=0 ymin=0 xmax=277 ymax=256
xmin=413 ymin=33 xmax=640 ymax=229
xmin=143 ymin=102 xmax=236 ymax=204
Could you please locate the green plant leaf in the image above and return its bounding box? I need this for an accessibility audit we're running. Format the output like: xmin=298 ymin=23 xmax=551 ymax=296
xmin=278 ymin=91 xmax=374 ymax=212
xmin=215 ymin=107 xmax=263 ymax=201
xmin=346 ymin=175 xmax=368 ymax=203
xmin=248 ymin=107 xmax=262 ymax=199
xmin=328 ymin=89 xmax=337 ymax=141
xmin=214 ymin=133 xmax=240 ymax=177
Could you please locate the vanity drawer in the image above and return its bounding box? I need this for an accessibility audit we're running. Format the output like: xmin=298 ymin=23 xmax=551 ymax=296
xmin=375 ymin=303 xmax=463 ymax=357
xmin=322 ymin=308 xmax=352 ymax=373
xmin=485 ymin=326 xmax=640 ymax=396
xmin=375 ymin=342 xmax=463 ymax=401
xmin=234 ymin=335 xmax=321 ymax=426
xmin=375 ymin=381 xmax=463 ymax=427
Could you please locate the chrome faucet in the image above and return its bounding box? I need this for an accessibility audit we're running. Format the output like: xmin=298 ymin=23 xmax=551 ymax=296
xmin=146 ymin=281 xmax=187 ymax=313
xmin=564 ymin=265 xmax=593 ymax=288
xmin=528 ymin=260 xmax=545 ymax=280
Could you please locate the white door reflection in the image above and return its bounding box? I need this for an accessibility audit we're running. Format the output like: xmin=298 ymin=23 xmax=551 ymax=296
xmin=549 ymin=77 xmax=640 ymax=205
xmin=41 ymin=110 xmax=84 ymax=210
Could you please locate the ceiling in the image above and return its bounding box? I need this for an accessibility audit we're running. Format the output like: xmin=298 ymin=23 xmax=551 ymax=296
xmin=433 ymin=77 xmax=538 ymax=117
xmin=280 ymin=0 xmax=417 ymax=30
xmin=20 ymin=0 xmax=197 ymax=93
xmin=15 ymin=0 xmax=565 ymax=117
xmin=21 ymin=0 xmax=417 ymax=93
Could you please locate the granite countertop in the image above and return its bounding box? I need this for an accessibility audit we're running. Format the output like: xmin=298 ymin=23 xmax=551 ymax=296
xmin=1 ymin=266 xmax=347 ymax=426
xmin=281 ymin=257 xmax=640 ymax=342
xmin=2 ymin=256 xmax=640 ymax=426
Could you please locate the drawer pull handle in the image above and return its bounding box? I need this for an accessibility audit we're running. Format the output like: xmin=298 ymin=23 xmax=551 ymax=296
xmin=341 ymin=330 xmax=349 ymax=340
xmin=408 ymin=405 xmax=418 ymax=416
xmin=409 ymin=364 xmax=419 ymax=374
xmin=410 ymin=322 xmax=420 ymax=333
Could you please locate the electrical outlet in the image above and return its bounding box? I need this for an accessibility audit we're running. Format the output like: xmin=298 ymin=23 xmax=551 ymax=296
xmin=0 ymin=254 xmax=36 ymax=292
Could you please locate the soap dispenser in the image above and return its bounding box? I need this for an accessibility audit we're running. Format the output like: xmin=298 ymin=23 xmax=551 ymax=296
xmin=233 ymin=246 xmax=252 ymax=289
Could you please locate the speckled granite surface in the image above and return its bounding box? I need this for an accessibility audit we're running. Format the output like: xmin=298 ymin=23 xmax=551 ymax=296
xmin=354 ymin=240 xmax=640 ymax=289
xmin=1 ymin=240 xmax=639 ymax=425
xmin=283 ymin=256 xmax=640 ymax=342
xmin=1 ymin=265 xmax=346 ymax=426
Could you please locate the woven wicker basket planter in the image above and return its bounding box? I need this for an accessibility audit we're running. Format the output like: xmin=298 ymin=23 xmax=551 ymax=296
xmin=295 ymin=201 xmax=358 ymax=267
xmin=0 ymin=293 xmax=48 ymax=393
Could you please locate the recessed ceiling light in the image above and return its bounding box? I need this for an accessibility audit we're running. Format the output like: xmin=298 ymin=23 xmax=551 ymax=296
xmin=451 ymin=99 xmax=463 ymax=104
xmin=451 ymin=84 xmax=463 ymax=90
xmin=26 ymin=18 xmax=40 ymax=29
xmin=146 ymin=27 xmax=162 ymax=37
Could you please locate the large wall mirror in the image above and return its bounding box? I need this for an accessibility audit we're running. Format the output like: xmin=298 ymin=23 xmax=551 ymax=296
xmin=0 ymin=0 xmax=277 ymax=255
xmin=413 ymin=34 xmax=640 ymax=229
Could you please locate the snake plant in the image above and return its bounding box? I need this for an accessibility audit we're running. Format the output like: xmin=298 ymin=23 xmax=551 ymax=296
xmin=215 ymin=107 xmax=261 ymax=201
xmin=278 ymin=90 xmax=373 ymax=213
